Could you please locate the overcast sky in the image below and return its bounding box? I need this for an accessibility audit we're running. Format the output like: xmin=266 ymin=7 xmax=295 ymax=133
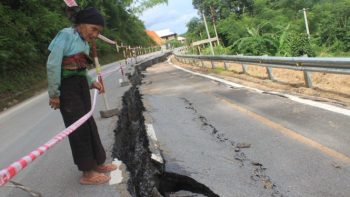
xmin=139 ymin=0 xmax=199 ymax=35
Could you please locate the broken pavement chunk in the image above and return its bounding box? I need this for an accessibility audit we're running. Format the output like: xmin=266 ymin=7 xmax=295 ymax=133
xmin=251 ymin=161 xmax=263 ymax=166
xmin=236 ymin=143 xmax=251 ymax=149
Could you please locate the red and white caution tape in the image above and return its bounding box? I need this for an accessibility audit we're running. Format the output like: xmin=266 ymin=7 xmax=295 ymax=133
xmin=0 ymin=59 xmax=130 ymax=186
xmin=63 ymin=0 xmax=78 ymax=7
xmin=0 ymin=0 xmax=101 ymax=187
xmin=0 ymin=17 xmax=137 ymax=185
xmin=0 ymin=89 xmax=98 ymax=186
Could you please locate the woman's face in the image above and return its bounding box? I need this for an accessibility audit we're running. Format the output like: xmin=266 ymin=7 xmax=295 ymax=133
xmin=77 ymin=24 xmax=103 ymax=42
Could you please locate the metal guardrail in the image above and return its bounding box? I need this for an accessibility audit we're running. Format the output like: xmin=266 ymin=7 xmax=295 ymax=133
xmin=174 ymin=51 xmax=350 ymax=88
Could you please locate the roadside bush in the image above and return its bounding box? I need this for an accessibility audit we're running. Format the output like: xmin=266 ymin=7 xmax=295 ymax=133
xmin=288 ymin=33 xmax=315 ymax=57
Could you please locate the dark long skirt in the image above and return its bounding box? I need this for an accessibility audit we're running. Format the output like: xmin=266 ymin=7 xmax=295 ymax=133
xmin=59 ymin=75 xmax=106 ymax=171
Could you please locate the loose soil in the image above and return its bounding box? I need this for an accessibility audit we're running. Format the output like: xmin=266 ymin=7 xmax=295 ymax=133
xmin=172 ymin=57 xmax=350 ymax=107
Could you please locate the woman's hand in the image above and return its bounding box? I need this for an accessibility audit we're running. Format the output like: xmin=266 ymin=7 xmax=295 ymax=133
xmin=49 ymin=97 xmax=60 ymax=110
xmin=92 ymin=81 xmax=105 ymax=94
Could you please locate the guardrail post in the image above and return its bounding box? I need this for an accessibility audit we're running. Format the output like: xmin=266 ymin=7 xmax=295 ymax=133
xmin=303 ymin=71 xmax=313 ymax=88
xmin=194 ymin=59 xmax=199 ymax=67
xmin=211 ymin=60 xmax=215 ymax=69
xmin=266 ymin=67 xmax=274 ymax=80
xmin=223 ymin=61 xmax=228 ymax=70
xmin=201 ymin=60 xmax=204 ymax=67
xmin=242 ymin=64 xmax=248 ymax=74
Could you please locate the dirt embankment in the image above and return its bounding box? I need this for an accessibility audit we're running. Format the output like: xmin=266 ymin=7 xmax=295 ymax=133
xmin=172 ymin=57 xmax=350 ymax=107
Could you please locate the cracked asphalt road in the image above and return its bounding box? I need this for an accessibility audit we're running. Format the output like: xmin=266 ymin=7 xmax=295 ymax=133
xmin=141 ymin=59 xmax=350 ymax=197
xmin=1 ymin=53 xmax=349 ymax=197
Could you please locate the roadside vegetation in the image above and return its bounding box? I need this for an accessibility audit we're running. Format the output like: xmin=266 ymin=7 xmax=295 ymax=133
xmin=179 ymin=0 xmax=350 ymax=106
xmin=186 ymin=0 xmax=350 ymax=57
xmin=0 ymin=0 xmax=167 ymax=110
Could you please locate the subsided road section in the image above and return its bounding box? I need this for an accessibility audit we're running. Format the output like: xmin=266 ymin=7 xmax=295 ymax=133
xmin=139 ymin=58 xmax=350 ymax=197
xmin=2 ymin=53 xmax=350 ymax=197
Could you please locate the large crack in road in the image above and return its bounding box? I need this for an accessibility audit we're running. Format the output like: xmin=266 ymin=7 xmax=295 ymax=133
xmin=181 ymin=96 xmax=283 ymax=197
xmin=112 ymin=54 xmax=219 ymax=197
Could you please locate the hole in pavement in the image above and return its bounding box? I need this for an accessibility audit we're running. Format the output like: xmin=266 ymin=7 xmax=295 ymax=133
xmin=159 ymin=172 xmax=219 ymax=197
xmin=112 ymin=55 xmax=219 ymax=197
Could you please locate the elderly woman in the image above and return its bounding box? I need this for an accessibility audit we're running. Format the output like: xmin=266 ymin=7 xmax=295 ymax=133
xmin=46 ymin=7 xmax=117 ymax=185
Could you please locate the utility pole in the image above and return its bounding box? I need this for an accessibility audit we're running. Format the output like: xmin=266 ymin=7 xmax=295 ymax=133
xmin=202 ymin=11 xmax=215 ymax=55
xmin=301 ymin=8 xmax=311 ymax=39
xmin=210 ymin=6 xmax=220 ymax=46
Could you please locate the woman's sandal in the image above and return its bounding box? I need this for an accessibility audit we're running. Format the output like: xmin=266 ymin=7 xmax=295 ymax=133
xmin=79 ymin=173 xmax=111 ymax=185
xmin=95 ymin=163 xmax=118 ymax=173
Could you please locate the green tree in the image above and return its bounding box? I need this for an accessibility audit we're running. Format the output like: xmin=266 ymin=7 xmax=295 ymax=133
xmin=193 ymin=0 xmax=254 ymax=19
xmin=0 ymin=0 xmax=166 ymax=100
xmin=311 ymin=1 xmax=350 ymax=52
xmin=132 ymin=0 xmax=168 ymax=14
xmin=188 ymin=0 xmax=348 ymax=57
xmin=231 ymin=24 xmax=277 ymax=55
xmin=289 ymin=33 xmax=315 ymax=57
xmin=185 ymin=17 xmax=205 ymax=43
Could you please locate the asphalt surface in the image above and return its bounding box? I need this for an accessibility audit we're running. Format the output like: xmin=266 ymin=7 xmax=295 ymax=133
xmin=141 ymin=59 xmax=350 ymax=197
xmin=1 ymin=54 xmax=349 ymax=197
xmin=0 ymin=53 xmax=159 ymax=197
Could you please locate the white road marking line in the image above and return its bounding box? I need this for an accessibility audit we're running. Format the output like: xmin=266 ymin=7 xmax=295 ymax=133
xmin=0 ymin=92 xmax=47 ymax=120
xmin=0 ymin=62 xmax=121 ymax=120
xmin=109 ymin=158 xmax=123 ymax=185
xmin=151 ymin=153 xmax=164 ymax=164
xmin=146 ymin=124 xmax=158 ymax=141
xmin=168 ymin=58 xmax=350 ymax=117
xmin=146 ymin=124 xmax=164 ymax=164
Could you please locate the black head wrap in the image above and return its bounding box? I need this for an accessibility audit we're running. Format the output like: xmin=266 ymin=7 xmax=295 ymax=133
xmin=75 ymin=7 xmax=105 ymax=27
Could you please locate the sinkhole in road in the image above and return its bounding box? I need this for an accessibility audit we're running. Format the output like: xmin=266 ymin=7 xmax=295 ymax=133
xmin=112 ymin=56 xmax=219 ymax=197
